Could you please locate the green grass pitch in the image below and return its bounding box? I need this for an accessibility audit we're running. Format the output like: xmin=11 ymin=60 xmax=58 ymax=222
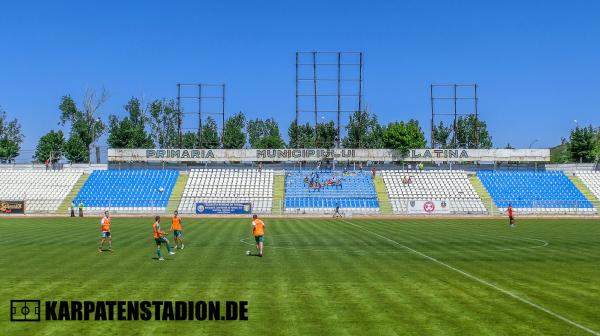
xmin=1 ymin=216 xmax=599 ymax=336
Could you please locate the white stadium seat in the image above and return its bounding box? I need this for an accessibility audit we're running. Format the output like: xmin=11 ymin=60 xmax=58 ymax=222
xmin=381 ymin=170 xmax=486 ymax=214
xmin=178 ymin=169 xmax=274 ymax=214
xmin=0 ymin=170 xmax=82 ymax=213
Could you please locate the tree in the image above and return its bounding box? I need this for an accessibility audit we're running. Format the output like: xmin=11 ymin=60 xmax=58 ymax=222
xmin=569 ymin=125 xmax=596 ymax=162
xmin=247 ymin=118 xmax=285 ymax=149
xmin=35 ymin=130 xmax=65 ymax=163
xmin=0 ymin=109 xmax=24 ymax=162
xmin=453 ymin=115 xmax=493 ymax=149
xmin=148 ymin=99 xmax=178 ymax=148
xmin=107 ymin=97 xmax=154 ymax=148
xmin=382 ymin=119 xmax=426 ymax=154
xmin=288 ymin=121 xmax=315 ymax=148
xmin=343 ymin=110 xmax=385 ymax=148
xmin=550 ymin=143 xmax=570 ymax=163
xmin=64 ymin=136 xmax=88 ymax=163
xmin=316 ymin=121 xmax=336 ymax=148
xmin=222 ymin=112 xmax=246 ymax=149
xmin=592 ymin=128 xmax=600 ymax=162
xmin=432 ymin=121 xmax=452 ymax=148
xmin=59 ymin=88 xmax=108 ymax=162
xmin=200 ymin=116 xmax=221 ymax=148
xmin=180 ymin=132 xmax=198 ymax=148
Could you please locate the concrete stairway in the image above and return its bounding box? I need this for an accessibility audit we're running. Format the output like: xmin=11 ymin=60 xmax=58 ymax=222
xmin=166 ymin=173 xmax=188 ymax=213
xmin=568 ymin=175 xmax=600 ymax=211
xmin=57 ymin=173 xmax=89 ymax=214
xmin=374 ymin=175 xmax=393 ymax=215
xmin=272 ymin=174 xmax=285 ymax=215
xmin=468 ymin=174 xmax=498 ymax=215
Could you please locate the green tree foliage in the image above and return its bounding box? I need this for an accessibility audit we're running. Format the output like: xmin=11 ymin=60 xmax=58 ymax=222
xmin=107 ymin=97 xmax=154 ymax=148
xmin=222 ymin=112 xmax=246 ymax=149
xmin=569 ymin=125 xmax=596 ymax=162
xmin=59 ymin=89 xmax=107 ymax=162
xmin=181 ymin=132 xmax=199 ymax=148
xmin=453 ymin=115 xmax=493 ymax=149
xmin=148 ymin=99 xmax=178 ymax=148
xmin=550 ymin=143 xmax=571 ymax=163
xmin=592 ymin=128 xmax=600 ymax=161
xmin=64 ymin=136 xmax=88 ymax=163
xmin=432 ymin=121 xmax=452 ymax=148
xmin=287 ymin=122 xmax=315 ymax=148
xmin=383 ymin=119 xmax=426 ymax=154
xmin=343 ymin=110 xmax=385 ymax=148
xmin=35 ymin=130 xmax=65 ymax=163
xmin=247 ymin=118 xmax=285 ymax=149
xmin=200 ymin=116 xmax=221 ymax=148
xmin=316 ymin=121 xmax=336 ymax=149
xmin=0 ymin=109 xmax=24 ymax=162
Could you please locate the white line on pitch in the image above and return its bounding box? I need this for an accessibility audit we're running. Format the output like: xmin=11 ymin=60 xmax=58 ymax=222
xmin=340 ymin=219 xmax=599 ymax=336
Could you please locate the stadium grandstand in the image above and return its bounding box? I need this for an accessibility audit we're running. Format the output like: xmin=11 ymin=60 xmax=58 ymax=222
xmin=0 ymin=147 xmax=598 ymax=217
xmin=381 ymin=170 xmax=486 ymax=214
xmin=73 ymin=170 xmax=178 ymax=213
xmin=284 ymin=170 xmax=379 ymax=214
xmin=0 ymin=169 xmax=82 ymax=213
xmin=178 ymin=168 xmax=274 ymax=214
xmin=478 ymin=170 xmax=595 ymax=214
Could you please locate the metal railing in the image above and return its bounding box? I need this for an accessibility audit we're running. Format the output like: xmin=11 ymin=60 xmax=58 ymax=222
xmin=1 ymin=197 xmax=598 ymax=217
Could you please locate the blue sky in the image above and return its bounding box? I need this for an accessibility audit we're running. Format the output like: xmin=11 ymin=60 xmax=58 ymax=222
xmin=1 ymin=0 xmax=599 ymax=161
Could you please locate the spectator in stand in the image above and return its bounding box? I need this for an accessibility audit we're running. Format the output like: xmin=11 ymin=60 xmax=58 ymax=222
xmin=304 ymin=176 xmax=309 ymax=186
xmin=44 ymin=159 xmax=50 ymax=171
xmin=371 ymin=167 xmax=376 ymax=179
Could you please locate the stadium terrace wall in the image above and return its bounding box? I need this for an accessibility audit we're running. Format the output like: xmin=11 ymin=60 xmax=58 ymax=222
xmin=108 ymin=148 xmax=550 ymax=163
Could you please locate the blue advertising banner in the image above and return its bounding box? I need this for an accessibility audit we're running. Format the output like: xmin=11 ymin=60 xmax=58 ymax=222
xmin=195 ymin=202 xmax=252 ymax=214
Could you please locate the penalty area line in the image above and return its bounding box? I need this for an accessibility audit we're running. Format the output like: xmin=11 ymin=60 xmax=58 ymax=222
xmin=340 ymin=219 xmax=599 ymax=336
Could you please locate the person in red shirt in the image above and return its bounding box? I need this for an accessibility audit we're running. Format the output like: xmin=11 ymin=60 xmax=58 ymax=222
xmin=507 ymin=203 xmax=515 ymax=227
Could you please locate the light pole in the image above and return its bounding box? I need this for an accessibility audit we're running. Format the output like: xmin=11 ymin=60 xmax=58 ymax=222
xmin=90 ymin=117 xmax=101 ymax=164
xmin=529 ymin=139 xmax=538 ymax=149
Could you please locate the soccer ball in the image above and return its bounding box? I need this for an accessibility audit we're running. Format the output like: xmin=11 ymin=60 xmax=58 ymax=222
xmin=158 ymin=187 xmax=164 ymax=193
xmin=245 ymin=251 xmax=251 ymax=256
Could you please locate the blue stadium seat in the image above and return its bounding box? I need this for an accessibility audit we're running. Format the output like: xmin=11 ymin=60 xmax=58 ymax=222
xmin=284 ymin=170 xmax=379 ymax=212
xmin=477 ymin=170 xmax=592 ymax=210
xmin=74 ymin=170 xmax=179 ymax=210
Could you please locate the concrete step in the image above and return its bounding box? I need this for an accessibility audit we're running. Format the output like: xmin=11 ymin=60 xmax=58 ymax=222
xmin=469 ymin=174 xmax=498 ymax=215
xmin=272 ymin=175 xmax=285 ymax=215
xmin=568 ymin=175 xmax=600 ymax=211
xmin=374 ymin=175 xmax=393 ymax=215
xmin=166 ymin=173 xmax=189 ymax=213
xmin=57 ymin=173 xmax=89 ymax=214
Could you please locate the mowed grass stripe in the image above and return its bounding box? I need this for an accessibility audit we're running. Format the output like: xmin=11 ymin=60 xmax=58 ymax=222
xmin=340 ymin=218 xmax=600 ymax=335
xmin=1 ymin=217 xmax=599 ymax=336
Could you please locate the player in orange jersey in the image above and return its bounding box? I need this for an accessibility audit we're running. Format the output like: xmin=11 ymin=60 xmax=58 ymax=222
xmin=170 ymin=210 xmax=184 ymax=249
xmin=153 ymin=215 xmax=175 ymax=261
xmin=98 ymin=210 xmax=112 ymax=252
xmin=252 ymin=214 xmax=265 ymax=257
